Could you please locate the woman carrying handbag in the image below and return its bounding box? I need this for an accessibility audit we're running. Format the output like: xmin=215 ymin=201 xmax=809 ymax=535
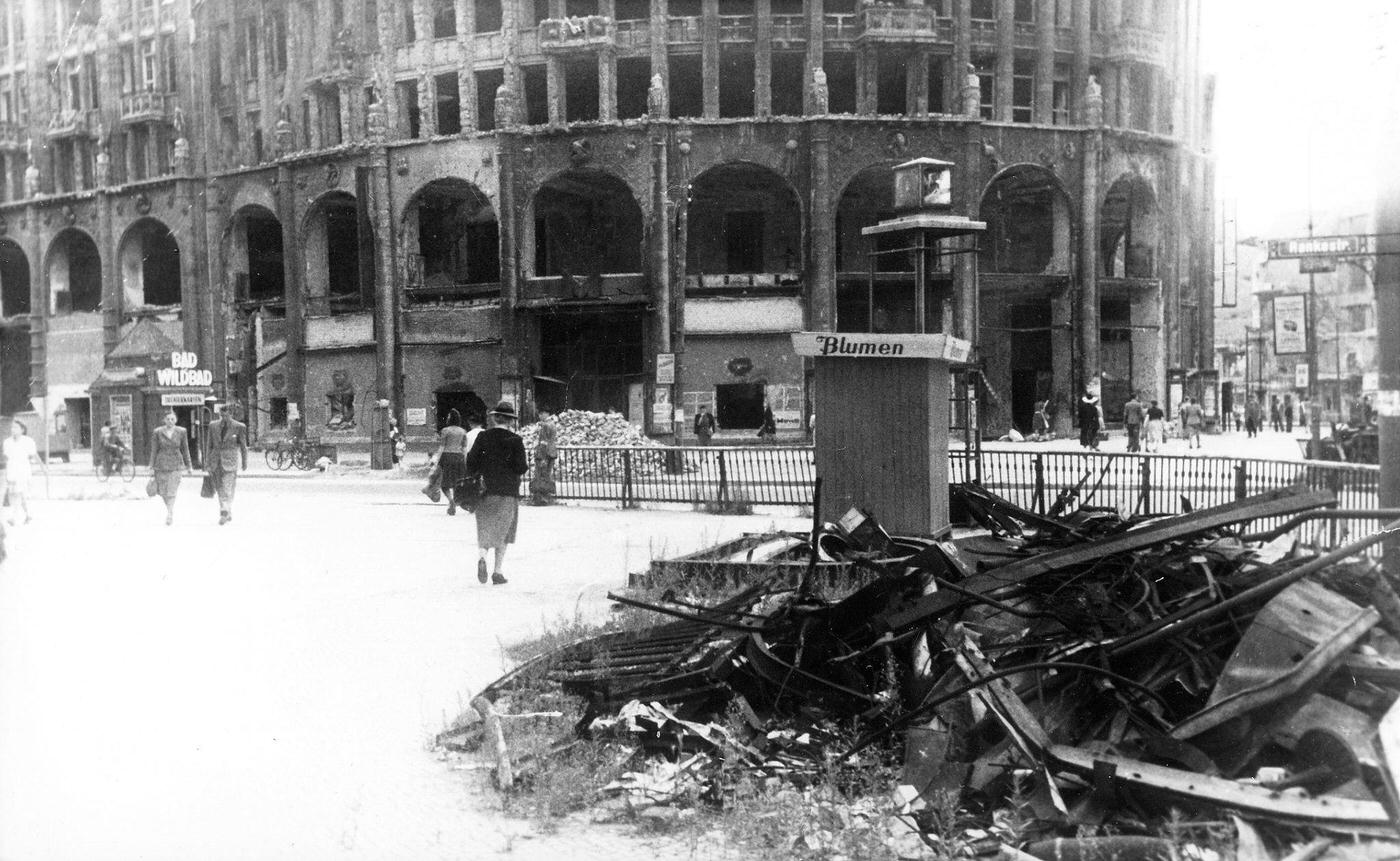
xmin=148 ymin=411 xmax=193 ymax=526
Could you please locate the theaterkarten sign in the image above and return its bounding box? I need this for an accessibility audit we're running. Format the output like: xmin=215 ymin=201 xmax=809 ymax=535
xmin=791 ymin=332 xmax=972 ymax=363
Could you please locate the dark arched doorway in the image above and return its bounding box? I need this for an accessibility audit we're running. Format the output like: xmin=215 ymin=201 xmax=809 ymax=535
xmin=119 ymin=218 xmax=181 ymax=309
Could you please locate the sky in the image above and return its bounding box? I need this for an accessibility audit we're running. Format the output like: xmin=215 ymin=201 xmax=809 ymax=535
xmin=1202 ymin=0 xmax=1398 ymax=238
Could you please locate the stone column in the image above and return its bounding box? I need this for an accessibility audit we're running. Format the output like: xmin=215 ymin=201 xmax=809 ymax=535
xmin=26 ymin=196 xmax=44 ymax=402
xmin=1050 ymin=286 xmax=1075 ymax=436
xmin=809 ymin=109 xmax=834 ymax=331
xmin=277 ymin=162 xmax=304 ymax=409
xmin=701 ymin=0 xmax=719 ymax=118
xmin=367 ymin=100 xmax=396 ymax=467
xmin=652 ymin=130 xmax=671 ymax=355
xmin=1079 ymin=77 xmax=1103 ymax=401
xmin=754 ymin=0 xmax=772 ymax=118
xmin=418 ymin=71 xmax=435 ymax=136
xmin=1035 ymin=0 xmax=1055 ymax=123
xmin=98 ymin=179 xmax=118 ymax=355
xmin=1116 ymin=63 xmax=1131 ymax=129
xmin=908 ymin=51 xmax=930 ymax=115
xmin=597 ymin=0 xmax=617 ymax=121
xmin=995 ymin=0 xmax=1014 ymax=122
xmin=494 ymin=83 xmax=522 ymax=394
xmin=1146 ymin=65 xmax=1162 ymax=134
xmin=855 ymin=47 xmax=873 ymax=115
xmin=804 ymin=0 xmax=824 ymax=114
xmin=546 ymin=56 xmax=566 ymax=124
xmin=1071 ymin=0 xmax=1090 ymax=122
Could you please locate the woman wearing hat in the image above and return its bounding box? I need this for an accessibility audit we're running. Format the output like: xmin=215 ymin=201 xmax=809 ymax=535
xmin=465 ymin=401 xmax=529 ymax=584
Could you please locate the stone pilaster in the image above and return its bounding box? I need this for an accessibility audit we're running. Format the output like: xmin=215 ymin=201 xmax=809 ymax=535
xmin=1071 ymin=0 xmax=1090 ymax=122
xmin=804 ymin=0 xmax=824 ymax=114
xmin=953 ymin=0 xmax=972 ymax=112
xmin=995 ymin=0 xmax=1014 ymax=122
xmin=1035 ymin=0 xmax=1055 ymax=123
xmin=754 ymin=0 xmax=772 ymax=118
xmin=908 ymin=51 xmax=930 ymax=115
xmin=277 ymin=158 xmax=304 ymax=418
xmin=701 ymin=0 xmax=719 ymax=118
xmin=649 ymin=0 xmax=669 ymax=117
xmin=809 ymin=113 xmax=834 ymax=331
xmin=367 ymin=103 xmax=395 ymax=466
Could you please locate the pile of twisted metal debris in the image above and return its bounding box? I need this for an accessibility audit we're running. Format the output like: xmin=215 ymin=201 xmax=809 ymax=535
xmin=451 ymin=486 xmax=1400 ymax=855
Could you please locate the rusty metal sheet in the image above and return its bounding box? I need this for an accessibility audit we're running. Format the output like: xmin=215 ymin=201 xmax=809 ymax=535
xmin=881 ymin=488 xmax=1336 ymax=635
xmin=1170 ymin=580 xmax=1378 ymax=767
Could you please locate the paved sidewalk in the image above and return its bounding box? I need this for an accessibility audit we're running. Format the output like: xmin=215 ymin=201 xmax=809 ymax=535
xmin=0 ymin=485 xmax=803 ymax=861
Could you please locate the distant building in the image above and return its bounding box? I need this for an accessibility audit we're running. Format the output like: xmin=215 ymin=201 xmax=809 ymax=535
xmin=0 ymin=0 xmax=1215 ymax=456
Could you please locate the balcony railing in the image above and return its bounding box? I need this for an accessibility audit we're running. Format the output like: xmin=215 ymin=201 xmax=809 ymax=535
xmin=718 ymin=14 xmax=754 ymax=43
xmin=0 ymin=120 xmax=25 ymax=149
xmin=685 ymin=272 xmax=802 ymax=292
xmin=538 ymin=15 xmax=614 ymax=52
xmin=1107 ymin=25 xmax=1167 ymax=65
xmin=47 ymin=108 xmax=92 ymax=138
xmin=117 ymin=4 xmax=162 ymax=37
xmin=771 ymin=14 xmax=806 ymax=44
xmin=120 ymin=90 xmax=171 ymax=123
xmin=667 ymin=16 xmax=701 ymax=44
xmin=969 ymin=18 xmax=997 ymax=46
xmin=1014 ymin=21 xmax=1039 ymax=49
xmin=857 ymin=6 xmax=938 ymax=43
xmin=823 ymin=13 xmax=858 ymax=41
xmin=614 ymin=18 xmax=650 ymax=51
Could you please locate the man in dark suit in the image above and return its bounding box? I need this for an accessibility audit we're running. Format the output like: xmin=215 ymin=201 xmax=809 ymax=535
xmin=206 ymin=403 xmax=249 ymax=525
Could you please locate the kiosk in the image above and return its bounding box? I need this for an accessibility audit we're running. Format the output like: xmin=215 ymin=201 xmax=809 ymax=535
xmin=793 ymin=332 xmax=972 ymax=536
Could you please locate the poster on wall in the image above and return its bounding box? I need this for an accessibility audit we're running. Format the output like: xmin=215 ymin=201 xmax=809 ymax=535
xmin=628 ymin=383 xmax=645 ymax=429
xmin=405 ymin=407 xmax=427 ymax=426
xmin=656 ymin=353 xmax=675 ymax=385
xmin=651 ymin=386 xmax=672 ymax=428
xmin=1272 ymin=295 xmax=1307 ymax=355
xmin=110 ymin=395 xmax=133 ymax=446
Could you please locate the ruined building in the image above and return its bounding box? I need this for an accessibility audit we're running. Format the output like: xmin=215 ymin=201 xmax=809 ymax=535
xmin=0 ymin=0 xmax=1213 ymax=455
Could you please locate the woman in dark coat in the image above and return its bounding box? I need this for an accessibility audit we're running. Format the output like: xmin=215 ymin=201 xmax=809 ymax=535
xmin=148 ymin=410 xmax=192 ymax=525
xmin=1077 ymin=389 xmax=1102 ymax=451
xmin=466 ymin=401 xmax=528 ymax=585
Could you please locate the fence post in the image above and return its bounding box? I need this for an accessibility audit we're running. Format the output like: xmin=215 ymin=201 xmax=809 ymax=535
xmin=1234 ymin=459 xmax=1248 ymax=500
xmin=718 ymin=450 xmax=729 ymax=505
xmin=1139 ymin=457 xmax=1152 ymax=516
xmin=622 ymin=449 xmax=634 ymax=509
xmin=1034 ymin=455 xmax=1045 ymax=515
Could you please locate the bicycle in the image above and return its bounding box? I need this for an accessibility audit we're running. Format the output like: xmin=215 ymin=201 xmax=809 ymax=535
xmin=95 ymin=450 xmax=136 ymax=483
xmin=264 ymin=437 xmax=319 ymax=471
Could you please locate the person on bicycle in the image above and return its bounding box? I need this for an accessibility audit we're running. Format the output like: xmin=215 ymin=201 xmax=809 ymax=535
xmin=102 ymin=425 xmax=129 ymax=476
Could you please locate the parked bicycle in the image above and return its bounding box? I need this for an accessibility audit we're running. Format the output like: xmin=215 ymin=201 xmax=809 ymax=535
xmin=95 ymin=449 xmax=136 ymax=482
xmin=264 ymin=437 xmax=319 ymax=471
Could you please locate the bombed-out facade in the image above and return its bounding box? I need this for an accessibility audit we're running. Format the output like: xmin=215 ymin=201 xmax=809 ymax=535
xmin=0 ymin=0 xmax=1214 ymax=456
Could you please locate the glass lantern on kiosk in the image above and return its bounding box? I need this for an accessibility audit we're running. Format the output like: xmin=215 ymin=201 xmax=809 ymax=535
xmin=858 ymin=158 xmax=986 ymax=475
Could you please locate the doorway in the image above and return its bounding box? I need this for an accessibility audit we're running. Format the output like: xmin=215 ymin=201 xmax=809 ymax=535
xmin=435 ymin=387 xmax=487 ymax=430
xmin=172 ymin=405 xmax=201 ymax=467
xmin=65 ymin=397 xmax=92 ymax=449
xmin=538 ymin=311 xmax=645 ymax=414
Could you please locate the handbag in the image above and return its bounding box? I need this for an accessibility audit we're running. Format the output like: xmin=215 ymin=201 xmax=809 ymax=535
xmin=145 ymin=475 xmax=159 ymax=498
xmin=452 ymin=473 xmax=485 ymax=513
xmin=421 ymin=463 xmax=443 ymax=503
xmin=200 ymin=474 xmax=216 ymax=499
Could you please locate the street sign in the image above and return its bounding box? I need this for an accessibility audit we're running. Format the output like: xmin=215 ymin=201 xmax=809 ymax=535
xmin=791 ymin=332 xmax=972 ymax=362
xmin=1267 ymin=234 xmax=1373 ymax=259
xmin=1272 ymin=294 xmax=1308 ymax=354
xmin=1299 ymin=256 xmax=1336 ymax=274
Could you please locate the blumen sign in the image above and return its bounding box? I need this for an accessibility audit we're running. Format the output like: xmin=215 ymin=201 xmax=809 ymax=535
xmin=790 ymin=332 xmax=972 ymax=362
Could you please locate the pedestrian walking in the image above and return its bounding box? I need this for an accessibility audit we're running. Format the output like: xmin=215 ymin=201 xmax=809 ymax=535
xmin=388 ymin=418 xmax=406 ymax=468
xmin=1144 ymin=400 xmax=1165 ymax=452
xmin=757 ymin=401 xmax=777 ymax=443
xmin=1179 ymin=397 xmax=1203 ymax=449
xmin=206 ymin=404 xmax=249 ymax=525
xmin=429 ymin=409 xmax=471 ymax=516
xmin=1244 ymin=396 xmax=1262 ymax=438
xmin=528 ymin=408 xmax=558 ymax=506
xmin=1077 ymin=389 xmax=1101 ymax=451
xmin=466 ymin=401 xmax=528 ymax=585
xmin=1284 ymin=395 xmax=1295 ymax=432
xmin=1270 ymin=398 xmax=1282 ymax=432
xmin=1031 ymin=400 xmax=1053 ymax=441
xmin=148 ymin=411 xmax=193 ymax=526
xmin=693 ymin=405 xmax=716 ymax=446
xmin=1123 ymin=391 xmax=1145 ymax=453
xmin=2 ymin=421 xmax=45 ymax=525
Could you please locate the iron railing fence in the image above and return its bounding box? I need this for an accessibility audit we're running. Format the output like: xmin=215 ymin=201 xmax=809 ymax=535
xmin=531 ymin=446 xmax=1381 ymax=529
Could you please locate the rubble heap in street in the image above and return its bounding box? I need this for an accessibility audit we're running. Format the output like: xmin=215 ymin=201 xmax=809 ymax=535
xmin=518 ymin=410 xmax=692 ymax=479
xmin=449 ymin=487 xmax=1400 ymax=857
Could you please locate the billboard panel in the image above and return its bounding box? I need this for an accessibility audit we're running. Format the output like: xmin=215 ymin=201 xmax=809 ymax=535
xmin=1273 ymin=294 xmax=1308 ymax=355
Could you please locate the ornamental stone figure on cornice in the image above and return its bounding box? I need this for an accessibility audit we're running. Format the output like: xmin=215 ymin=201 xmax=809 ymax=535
xmin=495 ymin=83 xmax=518 ymax=128
xmin=24 ymin=139 xmax=39 ymax=197
xmin=646 ymin=73 xmax=665 ymax=119
xmin=963 ymin=63 xmax=981 ymax=117
xmin=1085 ymin=75 xmax=1104 ymax=126
xmin=366 ymin=93 xmax=386 ymax=143
xmin=809 ymin=67 xmax=829 ymax=115
xmin=275 ymin=103 xmax=294 ymax=155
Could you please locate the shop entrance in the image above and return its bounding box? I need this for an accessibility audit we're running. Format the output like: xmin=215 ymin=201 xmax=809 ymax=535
xmin=434 ymin=386 xmax=487 ymax=429
xmin=172 ymin=405 xmax=201 ymax=468
xmin=65 ymin=397 xmax=92 ymax=449
xmin=1008 ymin=303 xmax=1053 ymax=433
xmin=538 ymin=311 xmax=645 ymax=414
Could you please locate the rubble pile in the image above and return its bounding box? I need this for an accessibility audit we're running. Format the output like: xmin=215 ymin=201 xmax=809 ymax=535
xmin=452 ymin=487 xmax=1400 ymax=855
xmin=518 ymin=410 xmax=693 ymax=479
